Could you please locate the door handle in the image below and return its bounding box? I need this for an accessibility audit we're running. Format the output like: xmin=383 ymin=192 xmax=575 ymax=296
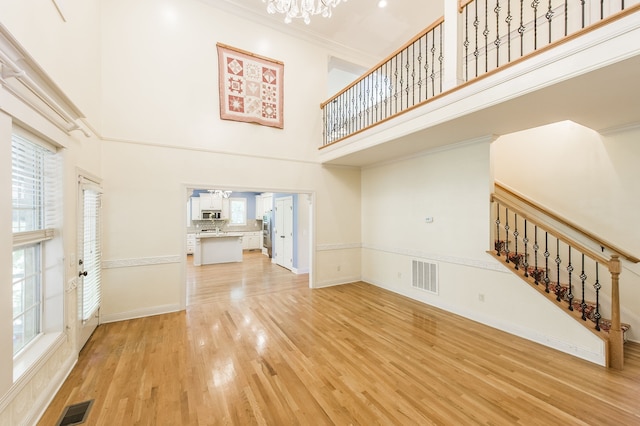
xmin=280 ymin=235 xmax=285 ymax=238
xmin=79 ymin=271 xmax=88 ymax=277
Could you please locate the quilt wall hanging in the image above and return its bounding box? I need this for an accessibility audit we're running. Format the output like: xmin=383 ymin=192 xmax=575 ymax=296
xmin=216 ymin=43 xmax=284 ymax=129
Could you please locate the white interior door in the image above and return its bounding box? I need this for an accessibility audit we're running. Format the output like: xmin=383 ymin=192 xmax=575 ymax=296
xmin=274 ymin=196 xmax=293 ymax=270
xmin=78 ymin=178 xmax=102 ymax=350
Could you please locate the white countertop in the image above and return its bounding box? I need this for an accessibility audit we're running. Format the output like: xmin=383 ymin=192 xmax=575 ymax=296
xmin=196 ymin=232 xmax=243 ymax=239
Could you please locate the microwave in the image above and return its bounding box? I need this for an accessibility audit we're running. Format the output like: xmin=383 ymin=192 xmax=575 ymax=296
xmin=201 ymin=210 xmax=221 ymax=220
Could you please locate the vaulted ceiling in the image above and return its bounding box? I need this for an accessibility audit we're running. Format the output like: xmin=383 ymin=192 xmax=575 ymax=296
xmin=201 ymin=0 xmax=443 ymax=64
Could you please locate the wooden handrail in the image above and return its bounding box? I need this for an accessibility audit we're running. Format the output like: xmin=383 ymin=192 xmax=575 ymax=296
xmin=491 ymin=192 xmax=611 ymax=267
xmin=495 ymin=182 xmax=639 ymax=263
xmin=319 ymin=16 xmax=445 ymax=109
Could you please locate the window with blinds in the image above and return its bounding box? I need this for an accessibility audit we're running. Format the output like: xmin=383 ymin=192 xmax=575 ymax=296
xmin=81 ymin=186 xmax=102 ymax=322
xmin=11 ymin=132 xmax=56 ymax=356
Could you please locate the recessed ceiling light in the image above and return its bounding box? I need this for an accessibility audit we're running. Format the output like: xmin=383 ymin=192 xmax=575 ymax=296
xmin=378 ymin=0 xmax=388 ymax=8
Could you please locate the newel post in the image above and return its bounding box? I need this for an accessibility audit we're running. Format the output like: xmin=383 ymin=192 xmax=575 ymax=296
xmin=608 ymin=255 xmax=624 ymax=370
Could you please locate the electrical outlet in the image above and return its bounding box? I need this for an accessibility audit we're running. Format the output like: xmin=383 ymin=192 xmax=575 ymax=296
xmin=337 ymin=265 xmax=341 ymax=272
xmin=478 ymin=294 xmax=485 ymax=302
xmin=397 ymin=272 xmax=402 ymax=278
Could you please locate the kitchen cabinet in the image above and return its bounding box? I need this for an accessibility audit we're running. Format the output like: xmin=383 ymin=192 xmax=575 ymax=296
xmin=241 ymin=231 xmax=262 ymax=250
xmin=255 ymin=195 xmax=263 ymax=219
xmin=200 ymin=193 xmax=223 ymax=211
xmin=190 ymin=197 xmax=201 ymax=220
xmin=186 ymin=233 xmax=196 ymax=254
xmin=221 ymin=198 xmax=230 ymax=219
xmin=194 ymin=233 xmax=243 ymax=265
xmin=260 ymin=193 xmax=273 ymax=216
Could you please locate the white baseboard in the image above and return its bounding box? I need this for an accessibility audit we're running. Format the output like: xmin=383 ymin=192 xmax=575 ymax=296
xmin=362 ymin=275 xmax=607 ymax=367
xmin=313 ymin=276 xmax=361 ymax=288
xmin=100 ymin=304 xmax=183 ymax=324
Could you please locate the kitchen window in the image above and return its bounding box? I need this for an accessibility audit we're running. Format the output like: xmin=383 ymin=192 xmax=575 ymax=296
xmin=229 ymin=198 xmax=247 ymax=226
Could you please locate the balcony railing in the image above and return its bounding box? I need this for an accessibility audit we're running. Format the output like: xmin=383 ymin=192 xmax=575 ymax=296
xmin=320 ymin=0 xmax=640 ymax=147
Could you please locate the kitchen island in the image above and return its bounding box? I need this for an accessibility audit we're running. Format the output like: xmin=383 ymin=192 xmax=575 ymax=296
xmin=193 ymin=232 xmax=243 ymax=266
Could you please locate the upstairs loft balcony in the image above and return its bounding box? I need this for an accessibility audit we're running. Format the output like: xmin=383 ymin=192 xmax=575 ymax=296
xmin=319 ymin=0 xmax=640 ymax=167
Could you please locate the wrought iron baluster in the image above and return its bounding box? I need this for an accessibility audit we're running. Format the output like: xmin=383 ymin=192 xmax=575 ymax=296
xmin=438 ymin=24 xmax=443 ymax=94
xmin=384 ymin=63 xmax=389 ymax=120
xmin=566 ymin=246 xmax=574 ymax=310
xmin=484 ymin=0 xmax=490 ymax=73
xmin=408 ymin=44 xmax=413 ymax=107
xmin=506 ymin=0 xmax=513 ymax=63
xmin=495 ymin=0 xmax=502 ymax=69
xmin=411 ymin=43 xmax=416 ymax=106
xmin=399 ymin=50 xmax=404 ymax=112
xmin=394 ymin=55 xmax=399 ymax=115
xmin=474 ymin=0 xmax=480 ymax=77
xmin=546 ymin=0 xmax=554 ymax=44
xmin=464 ymin=6 xmax=470 ymax=81
xmin=523 ymin=219 xmax=529 ymax=277
xmin=580 ymin=254 xmax=587 ymax=320
xmin=518 ymin=0 xmax=525 ymax=57
xmin=564 ymin=0 xmax=568 ymax=36
xmin=430 ymin=30 xmax=436 ymax=96
xmin=495 ymin=202 xmax=501 ymax=255
xmin=555 ymin=238 xmax=562 ymax=302
xmin=601 ymin=0 xmax=604 ymax=20
xmin=358 ymin=81 xmax=363 ymax=131
xmin=533 ymin=225 xmax=539 ymax=284
xmin=580 ymin=0 xmax=586 ymax=29
xmin=594 ymin=262 xmax=601 ymax=331
xmin=504 ymin=208 xmax=511 ymax=262
xmin=513 ymin=214 xmax=520 ymax=270
xmin=543 ymin=232 xmax=550 ymax=293
xmin=532 ymin=0 xmax=540 ymax=50
xmin=424 ymin=32 xmax=430 ymax=98
xmin=417 ymin=35 xmax=424 ymax=101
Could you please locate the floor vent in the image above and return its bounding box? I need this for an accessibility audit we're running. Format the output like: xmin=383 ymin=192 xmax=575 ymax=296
xmin=412 ymin=259 xmax=438 ymax=294
xmin=56 ymin=400 xmax=94 ymax=426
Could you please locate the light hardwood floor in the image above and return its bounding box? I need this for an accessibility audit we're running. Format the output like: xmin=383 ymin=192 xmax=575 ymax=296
xmin=39 ymin=252 xmax=640 ymax=425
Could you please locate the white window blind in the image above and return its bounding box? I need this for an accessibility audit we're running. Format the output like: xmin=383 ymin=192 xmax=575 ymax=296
xmin=81 ymin=185 xmax=102 ymax=322
xmin=11 ymin=132 xmax=56 ymax=355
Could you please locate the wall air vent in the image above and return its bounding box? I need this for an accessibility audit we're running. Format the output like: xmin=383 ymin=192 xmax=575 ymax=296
xmin=412 ymin=259 xmax=438 ymax=294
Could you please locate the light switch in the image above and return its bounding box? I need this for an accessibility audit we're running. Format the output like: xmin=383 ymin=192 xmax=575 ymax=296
xmin=425 ymin=217 xmax=434 ymax=223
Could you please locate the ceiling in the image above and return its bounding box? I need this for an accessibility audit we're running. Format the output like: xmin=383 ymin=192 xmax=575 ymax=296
xmin=202 ymin=0 xmax=443 ymax=65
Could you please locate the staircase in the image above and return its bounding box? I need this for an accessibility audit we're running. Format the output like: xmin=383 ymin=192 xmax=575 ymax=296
xmin=490 ymin=182 xmax=638 ymax=369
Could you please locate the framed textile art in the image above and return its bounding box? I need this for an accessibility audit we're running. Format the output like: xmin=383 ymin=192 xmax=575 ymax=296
xmin=216 ymin=43 xmax=284 ymax=129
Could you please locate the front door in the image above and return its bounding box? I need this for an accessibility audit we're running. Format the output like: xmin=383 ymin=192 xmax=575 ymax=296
xmin=274 ymin=196 xmax=293 ymax=270
xmin=78 ymin=177 xmax=102 ymax=350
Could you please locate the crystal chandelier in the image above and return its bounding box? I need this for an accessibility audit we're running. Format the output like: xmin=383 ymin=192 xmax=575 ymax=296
xmin=263 ymin=0 xmax=346 ymax=25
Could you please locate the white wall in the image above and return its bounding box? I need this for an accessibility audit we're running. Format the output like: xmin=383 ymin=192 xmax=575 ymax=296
xmin=361 ymin=140 xmax=606 ymax=364
xmin=97 ymin=0 xmax=362 ymax=319
xmin=0 ymin=1 xmax=103 ymax=424
xmin=0 ymin=0 xmax=102 ymax=130
xmin=493 ymin=121 xmax=640 ymax=341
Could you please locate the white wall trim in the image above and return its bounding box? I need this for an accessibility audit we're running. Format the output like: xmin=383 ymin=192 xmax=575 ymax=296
xmin=314 ymin=276 xmax=361 ymax=288
xmin=102 ymin=255 xmax=182 ymax=269
xmin=291 ymin=267 xmax=310 ymax=275
xmin=362 ymin=243 xmax=508 ymax=272
xmin=316 ymin=242 xmax=361 ymax=251
xmin=362 ymin=275 xmax=607 ymax=366
xmin=100 ymin=304 xmax=182 ymax=324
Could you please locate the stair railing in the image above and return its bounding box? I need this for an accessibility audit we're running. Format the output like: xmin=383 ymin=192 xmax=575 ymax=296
xmin=319 ymin=1 xmax=640 ymax=148
xmin=320 ymin=17 xmax=445 ymax=147
xmin=490 ymin=183 xmax=637 ymax=369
